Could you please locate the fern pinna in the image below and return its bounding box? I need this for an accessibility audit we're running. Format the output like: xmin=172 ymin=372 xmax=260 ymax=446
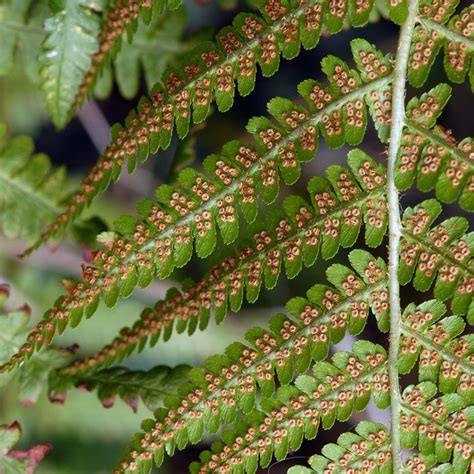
xmin=0 ymin=0 xmax=473 ymax=472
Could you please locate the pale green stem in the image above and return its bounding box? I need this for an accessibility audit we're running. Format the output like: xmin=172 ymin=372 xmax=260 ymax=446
xmin=387 ymin=0 xmax=420 ymax=470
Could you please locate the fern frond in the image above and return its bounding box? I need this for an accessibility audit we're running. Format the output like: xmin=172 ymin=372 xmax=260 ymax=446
xmin=0 ymin=122 xmax=67 ymax=243
xmin=49 ymin=364 xmax=190 ymax=412
xmin=287 ymin=421 xmax=392 ymax=473
xmin=404 ymin=454 xmax=459 ymax=473
xmin=410 ymin=0 xmax=474 ymax=89
xmin=39 ymin=0 xmax=105 ymax=127
xmin=396 ymin=85 xmax=473 ymax=210
xmin=399 ymin=199 xmax=473 ymax=318
xmin=70 ymin=0 xmax=177 ymax=119
xmin=117 ymin=339 xmax=389 ymax=473
xmin=398 ymin=299 xmax=473 ymax=396
xmin=3 ymin=42 xmax=395 ymax=372
xmin=56 ymin=150 xmax=388 ymax=377
xmin=27 ymin=6 xmax=388 ymax=253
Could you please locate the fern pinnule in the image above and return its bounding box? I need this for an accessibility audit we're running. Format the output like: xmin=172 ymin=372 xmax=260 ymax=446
xmin=198 ymin=383 xmax=472 ymax=473
xmin=55 ymin=150 xmax=388 ymax=378
xmin=0 ymin=0 xmax=37 ymax=76
xmin=396 ymin=81 xmax=474 ymax=211
xmin=0 ymin=285 xmax=74 ymax=406
xmin=0 ymin=421 xmax=52 ymax=473
xmin=399 ymin=299 xmax=473 ymax=396
xmin=400 ymin=381 xmax=473 ymax=471
xmin=25 ymin=3 xmax=385 ymax=255
xmin=59 ymin=248 xmax=389 ymax=426
xmin=114 ymin=252 xmax=472 ymax=473
xmin=396 ymin=120 xmax=473 ymax=211
xmin=410 ymin=0 xmax=474 ymax=88
xmin=290 ymin=391 xmax=473 ymax=474
xmin=39 ymin=0 xmax=105 ymax=128
xmin=399 ymin=199 xmax=473 ymax=318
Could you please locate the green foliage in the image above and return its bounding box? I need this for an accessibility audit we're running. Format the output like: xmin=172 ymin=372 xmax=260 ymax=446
xmin=56 ymin=150 xmax=388 ymax=378
xmin=95 ymin=8 xmax=210 ymax=101
xmin=0 ymin=0 xmax=473 ymax=473
xmin=0 ymin=122 xmax=107 ymax=246
xmin=69 ymin=0 xmax=184 ymax=118
xmin=288 ymin=422 xmax=392 ymax=473
xmin=1 ymin=43 xmax=397 ymax=374
xmin=0 ymin=122 xmax=66 ymax=243
xmin=61 ymin=249 xmax=389 ymax=425
xmin=188 ymin=340 xmax=388 ymax=474
xmin=395 ymin=120 xmax=473 ymax=211
xmin=398 ymin=300 xmax=473 ymax=396
xmin=290 ymin=398 xmax=473 ymax=474
xmin=0 ymin=0 xmax=34 ymax=75
xmin=116 ymin=327 xmax=389 ymax=472
xmin=400 ymin=382 xmax=472 ymax=472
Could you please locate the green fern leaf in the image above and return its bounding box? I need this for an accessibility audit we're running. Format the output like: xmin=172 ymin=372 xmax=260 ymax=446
xmin=0 ymin=0 xmax=34 ymax=75
xmin=0 ymin=122 xmax=67 ymax=243
xmin=117 ymin=338 xmax=389 ymax=472
xmin=400 ymin=381 xmax=472 ymax=472
xmin=395 ymin=120 xmax=473 ymax=210
xmin=39 ymin=0 xmax=105 ymax=127
xmin=57 ymin=251 xmax=387 ymax=418
xmin=49 ymin=364 xmax=190 ymax=412
xmin=1 ymin=44 xmax=396 ymax=372
xmin=399 ymin=199 xmax=473 ymax=318
xmin=290 ymin=402 xmax=473 ymax=474
xmin=95 ymin=7 xmax=194 ymax=101
xmin=71 ymin=0 xmax=181 ymax=117
xmin=287 ymin=421 xmax=392 ymax=473
xmin=197 ymin=381 xmax=472 ymax=473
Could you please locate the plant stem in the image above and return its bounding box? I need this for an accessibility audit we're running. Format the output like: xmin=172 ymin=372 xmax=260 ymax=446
xmin=387 ymin=0 xmax=420 ymax=470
